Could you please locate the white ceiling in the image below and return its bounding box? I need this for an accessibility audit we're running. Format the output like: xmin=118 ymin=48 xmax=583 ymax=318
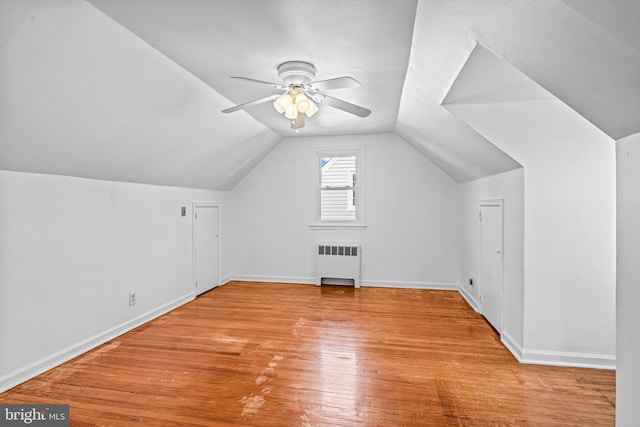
xmin=1 ymin=0 xmax=638 ymax=189
xmin=87 ymin=0 xmax=418 ymax=137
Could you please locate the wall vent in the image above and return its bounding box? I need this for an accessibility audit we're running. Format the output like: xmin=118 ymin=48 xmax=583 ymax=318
xmin=318 ymin=245 xmax=358 ymax=257
xmin=316 ymin=243 xmax=361 ymax=288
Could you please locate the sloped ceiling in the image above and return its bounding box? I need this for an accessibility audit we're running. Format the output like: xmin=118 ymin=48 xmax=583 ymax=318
xmin=0 ymin=0 xmax=280 ymax=190
xmin=442 ymin=45 xmax=555 ymax=107
xmin=1 ymin=0 xmax=638 ymax=189
xmin=86 ymin=0 xmax=418 ymax=137
xmin=396 ymin=0 xmax=639 ymax=182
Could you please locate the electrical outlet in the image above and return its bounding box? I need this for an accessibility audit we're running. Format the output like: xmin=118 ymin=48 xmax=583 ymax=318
xmin=129 ymin=291 xmax=136 ymax=306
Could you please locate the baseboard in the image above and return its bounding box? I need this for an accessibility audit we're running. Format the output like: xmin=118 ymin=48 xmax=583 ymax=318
xmin=230 ymin=275 xmax=316 ymax=285
xmin=457 ymin=285 xmax=479 ymax=312
xmin=0 ymin=292 xmax=194 ymax=394
xmin=457 ymin=289 xmax=614 ymax=370
xmin=502 ymin=329 xmax=616 ymax=370
xmin=228 ymin=276 xmax=458 ymax=291
xmin=219 ymin=275 xmax=233 ymax=286
xmin=501 ymin=331 xmax=523 ymax=362
xmin=520 ymin=348 xmax=616 ymax=370
xmin=362 ymin=280 xmax=458 ymax=290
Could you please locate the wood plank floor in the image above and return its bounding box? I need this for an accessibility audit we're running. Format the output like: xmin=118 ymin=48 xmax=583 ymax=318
xmin=1 ymin=282 xmax=615 ymax=426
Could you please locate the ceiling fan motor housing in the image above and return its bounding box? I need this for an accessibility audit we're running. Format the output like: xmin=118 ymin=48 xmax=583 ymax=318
xmin=278 ymin=61 xmax=316 ymax=86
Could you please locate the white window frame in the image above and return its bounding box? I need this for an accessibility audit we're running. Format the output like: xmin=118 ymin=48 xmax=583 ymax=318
xmin=347 ymin=170 xmax=356 ymax=212
xmin=310 ymin=145 xmax=366 ymax=230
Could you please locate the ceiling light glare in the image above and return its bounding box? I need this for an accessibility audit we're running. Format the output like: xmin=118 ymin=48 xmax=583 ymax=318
xmin=296 ymin=96 xmax=311 ymax=114
xmin=284 ymin=103 xmax=298 ymax=120
xmin=304 ymin=99 xmax=319 ymax=117
xmin=273 ymin=93 xmax=293 ymax=114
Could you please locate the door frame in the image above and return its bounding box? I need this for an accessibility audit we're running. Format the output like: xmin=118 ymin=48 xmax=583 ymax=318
xmin=192 ymin=202 xmax=221 ymax=296
xmin=479 ymin=199 xmax=504 ymax=332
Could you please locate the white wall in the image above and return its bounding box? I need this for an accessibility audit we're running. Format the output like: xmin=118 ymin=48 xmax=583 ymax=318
xmin=459 ymin=168 xmax=525 ymax=349
xmin=448 ymin=99 xmax=616 ymax=367
xmin=227 ymin=133 xmax=460 ymax=288
xmin=616 ymin=132 xmax=640 ymax=426
xmin=0 ymin=170 xmax=226 ymax=392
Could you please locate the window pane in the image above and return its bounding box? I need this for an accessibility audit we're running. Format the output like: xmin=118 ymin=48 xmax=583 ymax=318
xmin=321 ymin=189 xmax=356 ymax=221
xmin=321 ymin=156 xmax=356 ymax=188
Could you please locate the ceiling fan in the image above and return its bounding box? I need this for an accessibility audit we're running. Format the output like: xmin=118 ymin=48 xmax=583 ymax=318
xmin=222 ymin=61 xmax=371 ymax=130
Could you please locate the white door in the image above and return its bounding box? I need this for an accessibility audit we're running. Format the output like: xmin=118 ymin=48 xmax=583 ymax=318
xmin=480 ymin=202 xmax=503 ymax=331
xmin=194 ymin=204 xmax=219 ymax=296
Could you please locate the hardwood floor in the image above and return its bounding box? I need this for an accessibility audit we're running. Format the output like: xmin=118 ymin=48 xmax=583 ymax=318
xmin=1 ymin=282 xmax=615 ymax=426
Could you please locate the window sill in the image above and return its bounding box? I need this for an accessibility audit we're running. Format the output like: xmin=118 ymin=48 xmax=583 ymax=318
xmin=309 ymin=223 xmax=368 ymax=230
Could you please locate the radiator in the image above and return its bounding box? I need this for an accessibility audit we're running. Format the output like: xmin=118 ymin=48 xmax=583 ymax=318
xmin=316 ymin=243 xmax=361 ymax=288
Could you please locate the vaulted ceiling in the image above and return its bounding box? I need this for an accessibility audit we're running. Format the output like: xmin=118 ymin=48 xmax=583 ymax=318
xmin=1 ymin=0 xmax=638 ymax=189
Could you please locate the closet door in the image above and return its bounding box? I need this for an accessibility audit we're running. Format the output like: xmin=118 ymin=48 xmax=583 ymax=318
xmin=480 ymin=201 xmax=503 ymax=331
xmin=193 ymin=204 xmax=219 ymax=296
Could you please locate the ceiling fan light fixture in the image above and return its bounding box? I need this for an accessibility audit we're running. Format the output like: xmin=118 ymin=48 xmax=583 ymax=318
xmin=273 ymin=93 xmax=293 ymax=113
xmin=295 ymin=93 xmax=311 ymax=113
xmin=304 ymin=99 xmax=319 ymax=117
xmin=284 ymin=103 xmax=298 ymax=120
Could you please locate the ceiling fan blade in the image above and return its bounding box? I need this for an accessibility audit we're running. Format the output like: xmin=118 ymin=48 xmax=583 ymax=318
xmin=314 ymin=94 xmax=371 ymax=118
xmin=222 ymin=94 xmax=280 ymax=113
xmin=306 ymin=76 xmax=361 ymax=92
xmin=231 ymin=76 xmax=286 ymax=89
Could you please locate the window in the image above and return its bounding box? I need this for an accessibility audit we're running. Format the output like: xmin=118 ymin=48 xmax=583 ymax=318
xmin=321 ymin=155 xmax=356 ymax=221
xmin=311 ymin=146 xmax=366 ymax=229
